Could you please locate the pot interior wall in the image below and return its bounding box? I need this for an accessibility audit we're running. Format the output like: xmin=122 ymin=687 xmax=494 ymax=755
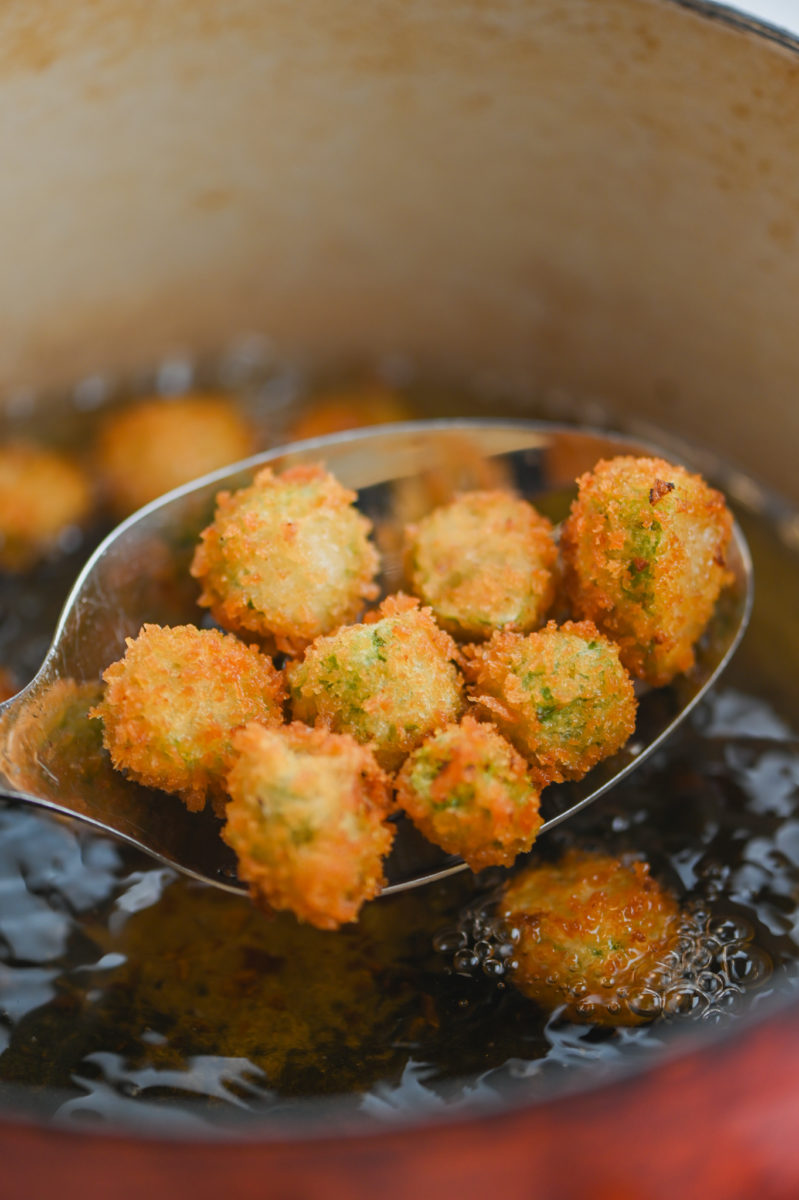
xmin=0 ymin=0 xmax=798 ymax=500
xmin=1 ymin=1 xmax=799 ymax=1157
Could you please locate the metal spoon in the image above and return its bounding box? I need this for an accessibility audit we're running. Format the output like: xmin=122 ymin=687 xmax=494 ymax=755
xmin=0 ymin=420 xmax=753 ymax=896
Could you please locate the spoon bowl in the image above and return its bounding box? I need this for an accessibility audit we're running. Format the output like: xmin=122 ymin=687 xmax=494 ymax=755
xmin=0 ymin=420 xmax=753 ymax=894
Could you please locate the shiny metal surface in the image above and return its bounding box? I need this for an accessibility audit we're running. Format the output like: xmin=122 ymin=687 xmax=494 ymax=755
xmin=0 ymin=420 xmax=753 ymax=894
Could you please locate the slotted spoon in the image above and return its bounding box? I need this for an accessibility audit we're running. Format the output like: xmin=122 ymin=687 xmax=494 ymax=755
xmin=0 ymin=420 xmax=753 ymax=895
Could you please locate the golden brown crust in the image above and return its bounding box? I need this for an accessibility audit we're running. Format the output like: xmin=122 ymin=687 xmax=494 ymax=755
xmin=91 ymin=623 xmax=285 ymax=811
xmin=190 ymin=462 xmax=380 ymax=655
xmin=502 ymin=849 xmax=681 ymax=1025
xmin=394 ymin=715 xmax=542 ymax=870
xmin=403 ymin=489 xmax=557 ymax=640
xmin=287 ymin=593 xmax=465 ymax=773
xmin=94 ymin=393 xmax=255 ymax=516
xmin=224 ymin=722 xmax=394 ymax=930
xmin=560 ymin=455 xmax=734 ymax=686
xmin=463 ymin=620 xmax=637 ymax=787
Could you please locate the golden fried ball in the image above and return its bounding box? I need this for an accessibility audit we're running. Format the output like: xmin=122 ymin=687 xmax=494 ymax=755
xmin=91 ymin=623 xmax=285 ymax=813
xmin=501 ymin=849 xmax=681 ymax=1025
xmin=464 ymin=620 xmax=637 ymax=787
xmin=287 ymin=382 xmax=413 ymax=442
xmin=287 ymin=593 xmax=465 ymax=772
xmin=560 ymin=455 xmax=733 ymax=686
xmin=395 ymin=715 xmax=542 ymax=870
xmin=404 ymin=490 xmax=557 ymax=639
xmin=224 ymin=722 xmax=394 ymax=930
xmin=0 ymin=441 xmax=93 ymax=571
xmin=191 ymin=463 xmax=380 ymax=656
xmin=95 ymin=393 xmax=256 ymax=516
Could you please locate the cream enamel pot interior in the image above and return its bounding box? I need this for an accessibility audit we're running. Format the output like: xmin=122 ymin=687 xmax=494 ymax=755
xmin=2 ymin=2 xmax=799 ymax=1197
xmin=1 ymin=0 xmax=798 ymax=508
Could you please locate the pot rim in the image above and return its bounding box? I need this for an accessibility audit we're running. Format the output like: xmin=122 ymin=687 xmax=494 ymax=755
xmin=2 ymin=0 xmax=799 ymax=1154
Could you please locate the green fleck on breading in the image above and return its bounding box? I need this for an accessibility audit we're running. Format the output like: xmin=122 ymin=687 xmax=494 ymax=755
xmin=622 ymin=521 xmax=662 ymax=607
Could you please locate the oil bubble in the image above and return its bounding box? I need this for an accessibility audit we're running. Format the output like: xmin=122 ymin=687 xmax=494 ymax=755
xmin=453 ymin=949 xmax=480 ymax=975
xmin=664 ymin=985 xmax=708 ymax=1017
xmin=710 ymin=916 xmax=755 ymax=945
xmin=627 ymin=989 xmax=663 ymax=1018
xmin=722 ymin=945 xmax=772 ymax=987
xmin=432 ymin=928 xmax=468 ymax=955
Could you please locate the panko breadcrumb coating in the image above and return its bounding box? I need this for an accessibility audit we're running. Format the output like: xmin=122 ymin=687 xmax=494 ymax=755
xmin=464 ymin=620 xmax=637 ymax=786
xmin=502 ymin=849 xmax=681 ymax=1025
xmin=191 ymin=463 xmax=380 ymax=655
xmin=224 ymin=722 xmax=394 ymax=930
xmin=0 ymin=441 xmax=93 ymax=571
xmin=287 ymin=382 xmax=413 ymax=441
xmin=91 ymin=623 xmax=285 ymax=813
xmin=287 ymin=593 xmax=465 ymax=772
xmin=561 ymin=455 xmax=733 ymax=686
xmin=95 ymin=393 xmax=255 ymax=516
xmin=395 ymin=715 xmax=543 ymax=870
xmin=404 ymin=490 xmax=557 ymax=639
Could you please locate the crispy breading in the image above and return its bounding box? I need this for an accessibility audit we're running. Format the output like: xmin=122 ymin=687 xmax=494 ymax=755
xmin=224 ymin=722 xmax=394 ymax=929
xmin=287 ymin=593 xmax=465 ymax=773
xmin=95 ymin=393 xmax=255 ymax=516
xmin=190 ymin=463 xmax=380 ymax=655
xmin=395 ymin=715 xmax=543 ymax=870
xmin=560 ymin=455 xmax=733 ymax=685
xmin=91 ymin=623 xmax=285 ymax=812
xmin=464 ymin=620 xmax=637 ymax=787
xmin=404 ymin=490 xmax=557 ymax=640
xmin=502 ymin=849 xmax=681 ymax=1025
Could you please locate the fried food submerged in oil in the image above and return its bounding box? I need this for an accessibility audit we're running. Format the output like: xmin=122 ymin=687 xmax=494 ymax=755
xmin=561 ymin=454 xmax=733 ymax=686
xmin=191 ymin=463 xmax=380 ymax=655
xmin=95 ymin=393 xmax=256 ymax=517
xmin=0 ymin=668 xmax=17 ymax=703
xmin=395 ymin=715 xmax=542 ymax=870
xmin=224 ymin=722 xmax=394 ymax=930
xmin=287 ymin=593 xmax=464 ymax=773
xmin=91 ymin=623 xmax=285 ymax=813
xmin=404 ymin=490 xmax=557 ymax=640
xmin=502 ymin=849 xmax=681 ymax=1024
xmin=464 ymin=620 xmax=637 ymax=787
xmin=0 ymin=441 xmax=93 ymax=571
xmin=287 ymin=381 xmax=413 ymax=441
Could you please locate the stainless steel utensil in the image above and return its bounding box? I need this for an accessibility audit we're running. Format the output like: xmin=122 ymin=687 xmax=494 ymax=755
xmin=0 ymin=420 xmax=753 ymax=895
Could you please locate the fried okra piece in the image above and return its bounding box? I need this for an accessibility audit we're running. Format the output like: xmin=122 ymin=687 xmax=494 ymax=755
xmin=404 ymin=490 xmax=557 ymax=640
xmin=501 ymin=849 xmax=681 ymax=1025
xmin=95 ymin=393 xmax=256 ymax=516
xmin=0 ymin=442 xmax=93 ymax=571
xmin=224 ymin=723 xmax=394 ymax=930
xmin=464 ymin=620 xmax=637 ymax=787
xmin=191 ymin=463 xmax=380 ymax=655
xmin=91 ymin=623 xmax=285 ymax=813
xmin=561 ymin=455 xmax=733 ymax=686
xmin=287 ymin=382 xmax=413 ymax=441
xmin=287 ymin=594 xmax=465 ymax=772
xmin=395 ymin=715 xmax=543 ymax=870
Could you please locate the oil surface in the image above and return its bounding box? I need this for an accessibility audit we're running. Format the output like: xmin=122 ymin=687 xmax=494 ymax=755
xmin=0 ymin=363 xmax=798 ymax=1134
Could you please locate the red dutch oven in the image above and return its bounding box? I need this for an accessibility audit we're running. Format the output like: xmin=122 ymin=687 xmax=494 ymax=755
xmin=1 ymin=1 xmax=799 ymax=1195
